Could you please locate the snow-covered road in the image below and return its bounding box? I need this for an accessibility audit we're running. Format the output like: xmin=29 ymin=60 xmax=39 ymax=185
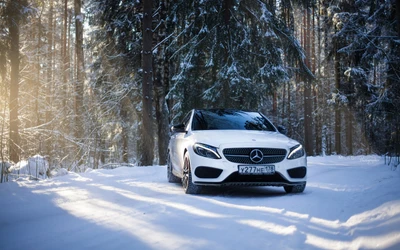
xmin=1 ymin=156 xmax=399 ymax=250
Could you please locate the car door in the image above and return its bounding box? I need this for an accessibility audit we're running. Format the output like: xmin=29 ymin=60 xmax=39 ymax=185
xmin=170 ymin=111 xmax=192 ymax=174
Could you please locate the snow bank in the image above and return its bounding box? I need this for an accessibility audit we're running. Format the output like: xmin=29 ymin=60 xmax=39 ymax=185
xmin=50 ymin=168 xmax=69 ymax=177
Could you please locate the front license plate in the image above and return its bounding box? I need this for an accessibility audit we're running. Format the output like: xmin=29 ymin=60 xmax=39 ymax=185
xmin=238 ymin=165 xmax=275 ymax=175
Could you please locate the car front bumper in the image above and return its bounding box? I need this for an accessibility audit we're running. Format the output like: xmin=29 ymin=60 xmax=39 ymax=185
xmin=188 ymin=146 xmax=307 ymax=187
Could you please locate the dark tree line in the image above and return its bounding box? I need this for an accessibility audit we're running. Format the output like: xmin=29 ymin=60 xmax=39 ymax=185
xmin=0 ymin=0 xmax=399 ymax=175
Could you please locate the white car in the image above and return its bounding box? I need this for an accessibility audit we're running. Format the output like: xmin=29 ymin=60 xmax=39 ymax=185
xmin=167 ymin=109 xmax=307 ymax=194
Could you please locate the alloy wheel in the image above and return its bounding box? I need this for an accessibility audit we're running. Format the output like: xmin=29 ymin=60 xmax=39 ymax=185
xmin=182 ymin=158 xmax=190 ymax=190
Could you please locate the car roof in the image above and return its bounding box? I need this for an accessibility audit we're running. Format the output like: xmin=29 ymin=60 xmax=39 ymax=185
xmin=193 ymin=108 xmax=258 ymax=113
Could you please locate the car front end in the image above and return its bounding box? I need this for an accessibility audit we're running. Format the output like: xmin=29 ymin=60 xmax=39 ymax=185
xmin=187 ymin=130 xmax=307 ymax=188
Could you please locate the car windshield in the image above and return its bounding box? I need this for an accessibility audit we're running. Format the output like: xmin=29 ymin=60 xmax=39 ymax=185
xmin=192 ymin=110 xmax=276 ymax=131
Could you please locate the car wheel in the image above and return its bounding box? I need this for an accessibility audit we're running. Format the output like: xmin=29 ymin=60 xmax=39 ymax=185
xmin=284 ymin=183 xmax=306 ymax=194
xmin=182 ymin=153 xmax=201 ymax=194
xmin=167 ymin=153 xmax=181 ymax=183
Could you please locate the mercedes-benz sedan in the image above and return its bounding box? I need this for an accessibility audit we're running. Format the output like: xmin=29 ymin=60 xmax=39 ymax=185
xmin=167 ymin=109 xmax=307 ymax=194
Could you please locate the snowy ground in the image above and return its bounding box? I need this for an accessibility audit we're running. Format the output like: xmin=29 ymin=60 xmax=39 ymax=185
xmin=1 ymin=155 xmax=399 ymax=250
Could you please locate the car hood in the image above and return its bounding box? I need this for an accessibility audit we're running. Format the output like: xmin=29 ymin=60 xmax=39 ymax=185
xmin=190 ymin=130 xmax=300 ymax=149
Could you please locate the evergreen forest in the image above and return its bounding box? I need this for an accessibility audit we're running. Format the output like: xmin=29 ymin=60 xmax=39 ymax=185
xmin=0 ymin=0 xmax=399 ymax=175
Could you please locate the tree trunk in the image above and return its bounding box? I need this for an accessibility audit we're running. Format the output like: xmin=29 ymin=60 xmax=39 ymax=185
xmin=62 ymin=0 xmax=69 ymax=109
xmin=74 ymin=0 xmax=84 ymax=159
xmin=282 ymin=82 xmax=286 ymax=125
xmin=68 ymin=9 xmax=72 ymax=83
xmin=140 ymin=0 xmax=154 ymax=166
xmin=1 ymin=73 xmax=7 ymax=182
xmin=46 ymin=0 xmax=54 ymax=155
xmin=313 ymin=85 xmax=321 ymax=155
xmin=36 ymin=15 xmax=42 ymax=128
xmin=311 ymin=6 xmax=321 ymax=155
xmin=8 ymin=1 xmax=21 ymax=163
xmin=315 ymin=2 xmax=322 ymax=155
xmin=397 ymin=0 xmax=400 ymax=37
xmin=122 ymin=126 xmax=129 ymax=163
xmin=222 ymin=0 xmax=233 ymax=107
xmin=287 ymin=81 xmax=291 ymax=136
xmin=273 ymin=92 xmax=277 ymax=123
xmin=58 ymin=0 xmax=69 ymax=155
xmin=303 ymin=7 xmax=313 ymax=156
xmin=304 ymin=83 xmax=313 ymax=155
xmin=154 ymin=0 xmax=170 ymax=165
xmin=120 ymin=96 xmax=131 ymax=163
xmin=345 ymin=108 xmax=353 ymax=155
xmin=334 ymin=39 xmax=341 ymax=155
xmin=155 ymin=91 xmax=169 ymax=165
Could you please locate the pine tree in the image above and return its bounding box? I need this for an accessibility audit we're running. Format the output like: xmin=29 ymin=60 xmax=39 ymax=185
xmin=168 ymin=0 xmax=311 ymax=122
xmin=333 ymin=0 xmax=400 ymax=155
xmin=87 ymin=0 xmax=145 ymax=164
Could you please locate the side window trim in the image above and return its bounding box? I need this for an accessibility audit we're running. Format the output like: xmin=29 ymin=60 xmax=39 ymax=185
xmin=181 ymin=111 xmax=192 ymax=131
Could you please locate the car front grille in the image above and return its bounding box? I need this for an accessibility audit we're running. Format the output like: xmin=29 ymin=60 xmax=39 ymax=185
xmin=222 ymin=148 xmax=287 ymax=164
xmin=222 ymin=172 xmax=288 ymax=184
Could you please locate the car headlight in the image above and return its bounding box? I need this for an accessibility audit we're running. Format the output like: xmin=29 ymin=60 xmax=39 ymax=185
xmin=287 ymin=144 xmax=305 ymax=159
xmin=193 ymin=143 xmax=221 ymax=159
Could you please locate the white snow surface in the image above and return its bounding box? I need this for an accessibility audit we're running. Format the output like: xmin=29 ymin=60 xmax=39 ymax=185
xmin=1 ymin=155 xmax=399 ymax=250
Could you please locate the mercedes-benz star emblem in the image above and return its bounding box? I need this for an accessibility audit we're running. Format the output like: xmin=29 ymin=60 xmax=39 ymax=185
xmin=250 ymin=149 xmax=263 ymax=163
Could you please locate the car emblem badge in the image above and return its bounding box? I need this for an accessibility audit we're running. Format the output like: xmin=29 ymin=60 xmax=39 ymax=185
xmin=250 ymin=149 xmax=263 ymax=163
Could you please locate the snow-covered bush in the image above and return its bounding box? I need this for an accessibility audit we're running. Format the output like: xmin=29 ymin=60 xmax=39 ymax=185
xmin=9 ymin=155 xmax=49 ymax=180
xmin=50 ymin=168 xmax=68 ymax=177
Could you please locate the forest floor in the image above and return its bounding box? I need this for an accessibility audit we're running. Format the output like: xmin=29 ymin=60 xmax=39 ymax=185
xmin=1 ymin=155 xmax=399 ymax=250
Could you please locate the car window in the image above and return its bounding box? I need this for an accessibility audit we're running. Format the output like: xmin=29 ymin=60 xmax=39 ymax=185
xmin=192 ymin=110 xmax=276 ymax=131
xmin=182 ymin=112 xmax=192 ymax=131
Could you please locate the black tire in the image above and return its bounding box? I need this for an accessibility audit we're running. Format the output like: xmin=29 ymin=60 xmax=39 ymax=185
xmin=167 ymin=153 xmax=181 ymax=183
xmin=182 ymin=153 xmax=201 ymax=194
xmin=284 ymin=183 xmax=306 ymax=194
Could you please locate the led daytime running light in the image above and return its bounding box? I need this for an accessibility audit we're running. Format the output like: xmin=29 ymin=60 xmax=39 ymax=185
xmin=193 ymin=143 xmax=221 ymax=159
xmin=288 ymin=144 xmax=304 ymax=159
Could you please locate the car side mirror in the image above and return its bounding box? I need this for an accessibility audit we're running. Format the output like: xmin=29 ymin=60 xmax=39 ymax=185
xmin=171 ymin=124 xmax=186 ymax=133
xmin=277 ymin=125 xmax=287 ymax=135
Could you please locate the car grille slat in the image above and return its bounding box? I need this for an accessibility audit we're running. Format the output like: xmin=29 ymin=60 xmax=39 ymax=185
xmin=223 ymin=148 xmax=287 ymax=164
